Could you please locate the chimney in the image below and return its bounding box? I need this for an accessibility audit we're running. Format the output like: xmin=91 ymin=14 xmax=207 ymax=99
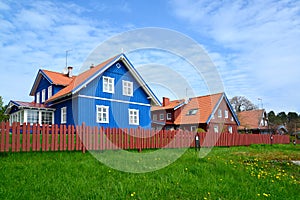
xmin=162 ymin=97 xmax=170 ymax=107
xmin=67 ymin=66 xmax=73 ymax=77
xmin=90 ymin=64 xmax=94 ymax=69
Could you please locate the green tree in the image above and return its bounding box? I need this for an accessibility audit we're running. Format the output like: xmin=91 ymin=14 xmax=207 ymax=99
xmin=0 ymin=96 xmax=9 ymax=122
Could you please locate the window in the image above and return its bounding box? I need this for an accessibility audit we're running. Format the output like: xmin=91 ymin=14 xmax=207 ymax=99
xmin=153 ymin=114 xmax=157 ymax=121
xmin=167 ymin=113 xmax=172 ymax=120
xmin=42 ymin=89 xmax=46 ymax=102
xmin=218 ymin=109 xmax=222 ymax=118
xmin=61 ymin=107 xmax=67 ymax=124
xmin=228 ymin=126 xmax=233 ymax=134
xmin=214 ymin=125 xmax=219 ymax=133
xmin=103 ymin=76 xmax=114 ymax=93
xmin=122 ymin=80 xmax=133 ymax=96
xmin=36 ymin=92 xmax=40 ymax=104
xmin=42 ymin=111 xmax=53 ymax=125
xmin=191 ymin=126 xmax=197 ymax=132
xmin=48 ymin=86 xmax=52 ymax=99
xmin=231 ymin=117 xmax=234 ymax=122
xmin=187 ymin=109 xmax=198 ymax=115
xmin=96 ymin=105 xmax=109 ymax=123
xmin=27 ymin=110 xmax=39 ymax=124
xmin=129 ymin=109 xmax=139 ymax=125
xmin=160 ymin=114 xmax=164 ymax=120
xmin=224 ymin=110 xmax=228 ymax=118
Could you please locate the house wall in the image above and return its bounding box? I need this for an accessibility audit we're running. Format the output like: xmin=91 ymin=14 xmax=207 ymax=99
xmin=75 ymin=61 xmax=152 ymax=129
xmin=35 ymin=76 xmax=51 ymax=103
xmin=53 ymin=98 xmax=75 ymax=126
xmin=209 ymin=98 xmax=238 ymax=133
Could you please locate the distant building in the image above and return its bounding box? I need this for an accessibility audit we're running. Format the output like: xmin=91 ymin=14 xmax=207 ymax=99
xmin=237 ymin=109 xmax=270 ymax=134
xmin=151 ymin=93 xmax=240 ymax=133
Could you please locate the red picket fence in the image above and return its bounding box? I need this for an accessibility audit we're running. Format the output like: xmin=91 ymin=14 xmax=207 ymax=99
xmin=0 ymin=122 xmax=290 ymax=153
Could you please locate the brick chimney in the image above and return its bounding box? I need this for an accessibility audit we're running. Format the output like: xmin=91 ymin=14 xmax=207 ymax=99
xmin=67 ymin=66 xmax=73 ymax=77
xmin=162 ymin=97 xmax=170 ymax=107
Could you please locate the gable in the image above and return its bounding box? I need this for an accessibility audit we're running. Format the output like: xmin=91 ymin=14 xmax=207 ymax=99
xmin=29 ymin=69 xmax=74 ymax=96
xmin=46 ymin=54 xmax=161 ymax=106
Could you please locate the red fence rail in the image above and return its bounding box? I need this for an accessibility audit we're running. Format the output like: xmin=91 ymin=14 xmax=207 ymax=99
xmin=0 ymin=122 xmax=290 ymax=153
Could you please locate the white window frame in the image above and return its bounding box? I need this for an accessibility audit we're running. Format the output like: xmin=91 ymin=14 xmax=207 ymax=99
xmin=153 ymin=114 xmax=157 ymax=121
xmin=48 ymin=85 xmax=52 ymax=99
xmin=122 ymin=80 xmax=133 ymax=96
xmin=96 ymin=105 xmax=109 ymax=123
xmin=36 ymin=92 xmax=40 ymax=104
xmin=103 ymin=76 xmax=114 ymax=93
xmin=218 ymin=109 xmax=222 ymax=118
xmin=224 ymin=110 xmax=228 ymax=118
xmin=214 ymin=125 xmax=219 ymax=133
xmin=41 ymin=89 xmax=46 ymax=102
xmin=167 ymin=113 xmax=172 ymax=120
xmin=160 ymin=113 xmax=164 ymax=120
xmin=129 ymin=109 xmax=139 ymax=125
xmin=191 ymin=126 xmax=197 ymax=132
xmin=231 ymin=117 xmax=234 ymax=122
xmin=228 ymin=126 xmax=233 ymax=134
xmin=61 ymin=107 xmax=67 ymax=124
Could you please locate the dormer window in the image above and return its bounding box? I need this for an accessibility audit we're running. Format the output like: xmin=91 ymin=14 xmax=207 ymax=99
xmin=187 ymin=109 xmax=198 ymax=115
xmin=36 ymin=92 xmax=40 ymax=104
xmin=42 ymin=89 xmax=46 ymax=102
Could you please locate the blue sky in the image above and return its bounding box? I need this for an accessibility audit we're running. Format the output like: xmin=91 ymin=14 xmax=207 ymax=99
xmin=0 ymin=0 xmax=300 ymax=114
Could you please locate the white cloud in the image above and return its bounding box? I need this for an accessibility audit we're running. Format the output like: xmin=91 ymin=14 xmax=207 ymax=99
xmin=170 ymin=0 xmax=300 ymax=113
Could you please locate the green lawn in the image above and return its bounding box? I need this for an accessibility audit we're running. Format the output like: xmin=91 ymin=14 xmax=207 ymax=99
xmin=0 ymin=144 xmax=299 ymax=200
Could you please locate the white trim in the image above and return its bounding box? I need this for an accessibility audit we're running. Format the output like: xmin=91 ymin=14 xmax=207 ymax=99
xmin=224 ymin=110 xmax=228 ymax=118
xmin=61 ymin=107 xmax=67 ymax=124
xmin=103 ymin=76 xmax=115 ymax=93
xmin=78 ymin=94 xmax=151 ymax=107
xmin=191 ymin=126 xmax=197 ymax=132
xmin=122 ymin=80 xmax=133 ymax=96
xmin=71 ymin=55 xmax=161 ymax=106
xmin=36 ymin=92 xmax=40 ymax=104
xmin=96 ymin=105 xmax=109 ymax=123
xmin=48 ymin=85 xmax=52 ymax=99
xmin=129 ymin=109 xmax=139 ymax=125
xmin=42 ymin=89 xmax=46 ymax=102
xmin=167 ymin=113 xmax=172 ymax=120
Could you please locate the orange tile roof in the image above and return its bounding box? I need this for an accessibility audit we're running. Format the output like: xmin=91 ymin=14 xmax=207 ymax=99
xmin=174 ymin=93 xmax=223 ymax=125
xmin=151 ymin=99 xmax=184 ymax=111
xmin=46 ymin=55 xmax=119 ymax=102
xmin=238 ymin=109 xmax=266 ymax=129
xmin=42 ymin=70 xmax=76 ymax=86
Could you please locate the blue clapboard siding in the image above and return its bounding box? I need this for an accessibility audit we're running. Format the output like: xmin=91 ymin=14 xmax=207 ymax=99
xmin=35 ymin=76 xmax=51 ymax=103
xmin=79 ymin=61 xmax=150 ymax=104
xmin=76 ymin=96 xmax=151 ymax=128
xmin=75 ymin=61 xmax=152 ymax=128
xmin=53 ymin=98 xmax=75 ymax=125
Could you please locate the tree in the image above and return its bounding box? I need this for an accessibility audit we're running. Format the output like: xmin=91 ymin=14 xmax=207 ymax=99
xmin=230 ymin=96 xmax=258 ymax=112
xmin=0 ymin=96 xmax=9 ymax=122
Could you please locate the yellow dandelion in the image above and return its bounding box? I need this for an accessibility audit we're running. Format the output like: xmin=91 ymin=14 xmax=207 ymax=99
xmin=257 ymin=194 xmax=260 ymax=196
xmin=258 ymin=174 xmax=261 ymax=179
xmin=204 ymin=197 xmax=207 ymax=200
xmin=208 ymin=192 xmax=210 ymax=195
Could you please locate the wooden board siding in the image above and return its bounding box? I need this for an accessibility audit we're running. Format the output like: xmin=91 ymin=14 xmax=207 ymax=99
xmin=77 ymin=96 xmax=151 ymax=129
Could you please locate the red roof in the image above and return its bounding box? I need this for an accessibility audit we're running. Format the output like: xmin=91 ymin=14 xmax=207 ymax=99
xmin=238 ymin=109 xmax=267 ymax=129
xmin=151 ymin=99 xmax=184 ymax=111
xmin=13 ymin=101 xmax=52 ymax=109
xmin=174 ymin=93 xmax=223 ymax=125
xmin=46 ymin=55 xmax=118 ymax=102
xmin=42 ymin=70 xmax=76 ymax=86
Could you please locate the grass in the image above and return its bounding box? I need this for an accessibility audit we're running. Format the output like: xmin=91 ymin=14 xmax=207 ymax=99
xmin=0 ymin=144 xmax=299 ymax=200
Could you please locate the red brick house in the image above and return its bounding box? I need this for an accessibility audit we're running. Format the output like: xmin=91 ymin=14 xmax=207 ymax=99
xmin=151 ymin=93 xmax=240 ymax=133
xmin=238 ymin=109 xmax=270 ymax=134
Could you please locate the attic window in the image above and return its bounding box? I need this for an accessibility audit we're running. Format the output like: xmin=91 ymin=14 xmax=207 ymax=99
xmin=187 ymin=109 xmax=198 ymax=116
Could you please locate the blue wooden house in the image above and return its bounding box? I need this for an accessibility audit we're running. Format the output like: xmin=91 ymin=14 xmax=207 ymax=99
xmin=5 ymin=54 xmax=161 ymax=128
